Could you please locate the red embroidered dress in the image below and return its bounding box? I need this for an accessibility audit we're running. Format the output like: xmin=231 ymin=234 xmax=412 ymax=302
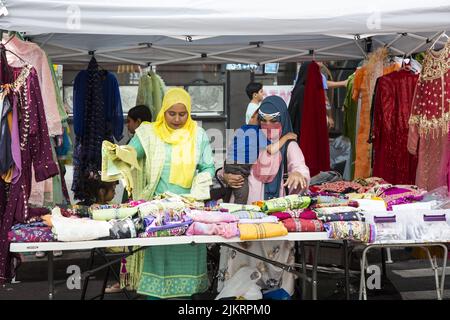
xmin=408 ymin=39 xmax=450 ymax=191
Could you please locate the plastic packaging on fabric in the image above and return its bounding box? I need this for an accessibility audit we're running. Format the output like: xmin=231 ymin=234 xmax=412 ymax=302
xmin=215 ymin=267 xmax=263 ymax=300
xmin=401 ymin=209 xmax=450 ymax=241
xmin=108 ymin=217 xmax=141 ymax=239
xmin=421 ymin=186 xmax=450 ymax=209
xmin=329 ymin=136 xmax=352 ymax=180
xmin=364 ymin=211 xmax=407 ymax=242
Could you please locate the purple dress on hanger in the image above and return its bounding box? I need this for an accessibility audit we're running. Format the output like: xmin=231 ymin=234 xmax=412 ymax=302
xmin=0 ymin=63 xmax=58 ymax=284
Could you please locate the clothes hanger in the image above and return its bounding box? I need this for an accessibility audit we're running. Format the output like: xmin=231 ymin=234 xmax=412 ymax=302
xmin=0 ymin=42 xmax=29 ymax=65
xmin=89 ymin=51 xmax=107 ymax=72
xmin=430 ymin=31 xmax=449 ymax=50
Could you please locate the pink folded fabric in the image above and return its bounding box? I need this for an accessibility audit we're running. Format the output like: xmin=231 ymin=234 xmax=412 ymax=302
xmin=187 ymin=210 xmax=239 ymax=223
xmin=186 ymin=222 xmax=239 ymax=239
xmin=271 ymin=212 xmax=292 ymax=221
xmin=299 ymin=210 xmax=317 ymax=220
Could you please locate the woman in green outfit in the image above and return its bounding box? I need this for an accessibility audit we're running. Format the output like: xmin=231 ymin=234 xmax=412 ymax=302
xmin=108 ymin=88 xmax=215 ymax=298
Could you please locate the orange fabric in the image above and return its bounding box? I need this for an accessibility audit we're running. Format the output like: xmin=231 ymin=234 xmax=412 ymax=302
xmin=353 ymin=64 xmax=399 ymax=178
xmin=1 ymin=112 xmax=14 ymax=182
xmin=7 ymin=111 xmax=12 ymax=133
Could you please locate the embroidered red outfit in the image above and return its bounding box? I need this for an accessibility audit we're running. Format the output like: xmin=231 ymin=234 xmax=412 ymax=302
xmin=408 ymin=40 xmax=450 ymax=191
xmin=373 ymin=70 xmax=419 ymax=184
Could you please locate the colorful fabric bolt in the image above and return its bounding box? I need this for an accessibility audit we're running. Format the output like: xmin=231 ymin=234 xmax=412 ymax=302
xmin=91 ymin=207 xmax=138 ymax=221
xmin=282 ymin=218 xmax=324 ymax=232
xmin=139 ymin=226 xmax=188 ymax=238
xmin=238 ymin=216 xmax=279 ymax=224
xmin=262 ymin=195 xmax=311 ymax=213
xmin=186 ymin=209 xmax=239 ymax=223
xmin=219 ymin=203 xmax=262 ymax=213
xmin=8 ymin=227 xmax=55 ymax=242
xmin=316 ymin=212 xmax=364 ymax=222
xmin=238 ymin=222 xmax=288 ymax=240
xmin=314 ymin=206 xmax=360 ymax=215
xmin=324 ymin=221 xmax=376 ymax=243
xmin=143 ymin=215 xmax=192 ymax=233
xmin=186 ymin=222 xmax=239 ymax=239
xmin=230 ymin=211 xmax=268 ymax=219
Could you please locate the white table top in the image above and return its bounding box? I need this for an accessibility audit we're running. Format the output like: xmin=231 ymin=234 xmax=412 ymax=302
xmin=9 ymin=232 xmax=330 ymax=252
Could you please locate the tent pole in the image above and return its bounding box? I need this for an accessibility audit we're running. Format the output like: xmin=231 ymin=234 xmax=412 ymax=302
xmin=408 ymin=32 xmax=447 ymax=47
xmin=260 ymin=51 xmax=309 ymax=64
xmin=152 ymin=55 xmax=201 ymax=66
xmin=208 ymin=45 xmax=257 ymax=56
xmin=38 ymin=33 xmax=54 ymax=49
xmin=318 ymin=51 xmax=365 ymax=59
xmin=210 ymin=55 xmax=257 ymax=65
xmin=372 ymin=38 xmax=405 ymax=55
xmin=406 ymin=31 xmax=444 ymax=56
xmin=353 ymin=37 xmax=368 ymax=58
xmin=151 ymin=44 xmax=199 ymax=56
xmin=96 ymin=53 xmax=146 ymax=65
xmin=315 ymin=40 xmax=355 ymax=52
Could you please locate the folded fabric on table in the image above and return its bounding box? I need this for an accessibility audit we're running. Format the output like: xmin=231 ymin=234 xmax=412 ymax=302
xmin=57 ymin=204 xmax=90 ymax=218
xmin=316 ymin=212 xmax=365 ymax=222
xmin=262 ymin=195 xmax=311 ymax=213
xmin=91 ymin=207 xmax=138 ymax=221
xmin=313 ymin=195 xmax=349 ymax=203
xmin=8 ymin=227 xmax=55 ymax=242
xmin=271 ymin=212 xmax=292 ymax=221
xmin=310 ymin=181 xmax=367 ymax=194
xmin=137 ymin=200 xmax=187 ymax=218
xmin=282 ymin=218 xmax=324 ymax=232
xmin=324 ymin=221 xmax=376 ymax=243
xmin=109 ymin=218 xmax=140 ymax=239
xmin=271 ymin=209 xmax=317 ymax=220
xmin=238 ymin=222 xmax=288 ymax=240
xmin=299 ymin=210 xmax=317 ymax=220
xmin=230 ymin=211 xmax=268 ymax=220
xmin=51 ymin=216 xmax=112 ymax=241
xmin=238 ymin=216 xmax=279 ymax=224
xmin=139 ymin=225 xmax=189 ymax=238
xmin=314 ymin=206 xmax=360 ymax=215
xmin=185 ymin=209 xmax=239 ymax=223
xmin=48 ymin=207 xmax=111 ymax=241
xmin=219 ymin=203 xmax=262 ymax=213
xmin=11 ymin=222 xmax=48 ymax=230
xmin=313 ymin=201 xmax=359 ymax=208
xmin=143 ymin=215 xmax=193 ymax=233
xmin=186 ymin=222 xmax=239 ymax=239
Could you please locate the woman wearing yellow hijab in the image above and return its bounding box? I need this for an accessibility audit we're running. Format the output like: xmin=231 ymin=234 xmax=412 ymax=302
xmin=113 ymin=88 xmax=215 ymax=299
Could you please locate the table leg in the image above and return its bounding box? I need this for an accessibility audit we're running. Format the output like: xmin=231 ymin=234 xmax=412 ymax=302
xmin=439 ymin=244 xmax=448 ymax=300
xmin=81 ymin=249 xmax=95 ymax=300
xmin=312 ymin=242 xmax=320 ymax=300
xmin=423 ymin=247 xmax=441 ymax=300
xmin=343 ymin=240 xmax=350 ymax=300
xmin=359 ymin=246 xmax=370 ymax=300
xmin=48 ymin=251 xmax=54 ymax=300
xmin=300 ymin=242 xmax=307 ymax=300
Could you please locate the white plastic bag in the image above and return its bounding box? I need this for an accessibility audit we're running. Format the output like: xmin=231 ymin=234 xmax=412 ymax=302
xmin=216 ymin=266 xmax=262 ymax=300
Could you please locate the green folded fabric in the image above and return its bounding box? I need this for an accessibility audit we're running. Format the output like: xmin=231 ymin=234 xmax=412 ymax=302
xmin=91 ymin=207 xmax=138 ymax=221
xmin=219 ymin=203 xmax=262 ymax=213
xmin=262 ymin=195 xmax=311 ymax=213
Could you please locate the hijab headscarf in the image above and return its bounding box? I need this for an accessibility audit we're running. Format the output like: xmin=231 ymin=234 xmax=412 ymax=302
xmin=254 ymin=96 xmax=294 ymax=200
xmin=153 ymin=88 xmax=198 ymax=188
xmin=288 ymin=62 xmax=311 ymax=135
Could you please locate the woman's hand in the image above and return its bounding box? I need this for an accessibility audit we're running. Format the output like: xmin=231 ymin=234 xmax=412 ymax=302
xmin=283 ymin=171 xmax=307 ymax=191
xmin=223 ymin=173 xmax=245 ymax=189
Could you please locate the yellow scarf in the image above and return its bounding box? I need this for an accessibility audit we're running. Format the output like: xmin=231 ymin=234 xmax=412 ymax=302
xmin=153 ymin=88 xmax=198 ymax=188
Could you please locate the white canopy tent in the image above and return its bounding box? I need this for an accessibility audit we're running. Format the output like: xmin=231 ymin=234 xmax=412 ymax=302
xmin=0 ymin=0 xmax=449 ymax=65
